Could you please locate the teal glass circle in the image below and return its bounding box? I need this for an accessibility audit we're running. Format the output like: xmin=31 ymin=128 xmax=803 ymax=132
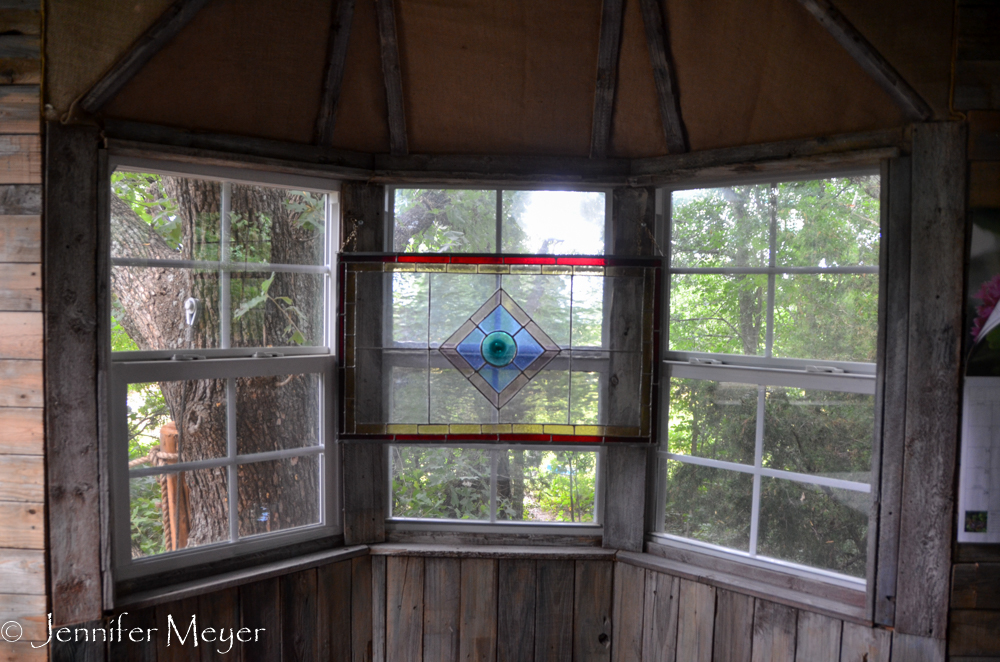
xmin=481 ymin=331 xmax=517 ymax=367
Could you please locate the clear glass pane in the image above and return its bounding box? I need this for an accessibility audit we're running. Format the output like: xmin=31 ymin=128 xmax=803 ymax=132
xmin=763 ymin=388 xmax=874 ymax=478
xmin=771 ymin=273 xmax=879 ymax=362
xmin=571 ymin=275 xmax=605 ymax=347
xmin=669 ymin=274 xmax=769 ymax=355
xmin=428 ymin=273 xmax=499 ymax=347
xmin=668 ymin=378 xmax=757 ymax=465
xmin=238 ymin=455 xmax=321 ymax=537
xmin=502 ymin=191 xmax=605 ymax=254
xmin=775 ymin=176 xmax=879 ymax=268
xmin=111 ymin=173 xmax=221 ymax=261
xmin=498 ymin=450 xmax=597 ymax=523
xmin=570 ymin=372 xmax=602 ymax=425
xmin=236 ymin=373 xmax=321 ymax=455
xmin=394 ymin=189 xmax=497 ymax=253
xmin=500 ymin=273 xmax=571 ymax=347
xmin=429 ymin=367 xmax=496 ymax=424
xmin=111 ymin=266 xmax=222 ymax=351
xmin=670 ymin=186 xmax=771 ymax=269
xmin=391 ymin=272 xmax=429 ymax=346
xmin=390 ymin=364 xmax=430 ymax=424
xmin=130 ymin=467 xmax=229 ymax=558
xmin=126 ymin=380 xmax=227 ymax=464
xmin=757 ymin=476 xmax=869 ymax=578
xmin=390 ymin=446 xmax=491 ymax=520
xmin=499 ymin=370 xmax=570 ymax=424
xmin=663 ymin=461 xmax=752 ymax=551
xmin=230 ymin=272 xmax=325 ymax=348
xmin=229 ymin=187 xmax=326 ymax=266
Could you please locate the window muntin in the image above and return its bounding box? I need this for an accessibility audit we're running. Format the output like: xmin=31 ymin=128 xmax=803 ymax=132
xmin=108 ymin=164 xmax=337 ymax=579
xmin=656 ymin=176 xmax=880 ymax=581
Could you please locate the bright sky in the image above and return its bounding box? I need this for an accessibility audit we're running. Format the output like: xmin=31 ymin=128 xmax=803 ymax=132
xmin=517 ymin=191 xmax=605 ymax=255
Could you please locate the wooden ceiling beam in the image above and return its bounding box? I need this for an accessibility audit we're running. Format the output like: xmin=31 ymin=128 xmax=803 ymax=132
xmin=638 ymin=0 xmax=688 ymax=154
xmin=315 ymin=0 xmax=357 ymax=146
xmin=795 ymin=0 xmax=933 ymax=121
xmin=590 ymin=0 xmax=626 ymax=159
xmin=375 ymin=0 xmax=408 ymax=156
xmin=79 ymin=0 xmax=211 ymax=114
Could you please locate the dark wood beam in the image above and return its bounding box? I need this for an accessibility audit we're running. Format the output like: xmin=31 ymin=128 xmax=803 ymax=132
xmin=794 ymin=0 xmax=933 ymax=121
xmin=80 ymin=0 xmax=210 ymax=114
xmin=590 ymin=0 xmax=626 ymax=159
xmin=315 ymin=0 xmax=357 ymax=146
xmin=638 ymin=0 xmax=687 ymax=153
xmin=374 ymin=0 xmax=408 ymax=156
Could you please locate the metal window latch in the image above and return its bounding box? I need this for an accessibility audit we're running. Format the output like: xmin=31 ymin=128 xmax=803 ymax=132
xmin=184 ymin=297 xmax=199 ymax=343
xmin=253 ymin=352 xmax=284 ymax=358
xmin=805 ymin=365 xmax=845 ymax=374
xmin=171 ymin=354 xmax=206 ymax=361
xmin=689 ymin=358 xmax=722 ymax=365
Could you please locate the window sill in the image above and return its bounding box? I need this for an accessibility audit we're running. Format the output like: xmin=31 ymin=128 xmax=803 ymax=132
xmin=370 ymin=543 xmax=617 ymax=560
xmin=115 ymin=545 xmax=369 ymax=612
xmin=626 ymin=539 xmax=869 ymax=625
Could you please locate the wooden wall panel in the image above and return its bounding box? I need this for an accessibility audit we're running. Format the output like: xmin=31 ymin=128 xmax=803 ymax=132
xmin=386 ymin=556 xmax=423 ymax=661
xmin=612 ymin=561 xmax=645 ymax=662
xmin=676 ymin=580 xmax=715 ymax=662
xmin=0 ymin=312 xmax=41 ymax=359
xmin=240 ymin=577 xmax=281 ymax=662
xmin=573 ymin=560 xmax=613 ymax=662
xmin=0 ymin=501 xmax=42 ymax=548
xmin=750 ymin=600 xmax=797 ymax=662
xmin=498 ymin=559 xmax=535 ymax=662
xmin=352 ymin=555 xmax=374 ymax=662
xmin=794 ymin=611 xmax=841 ymax=662
xmin=535 ymin=559 xmax=573 ymax=662
xmin=642 ymin=571 xmax=679 ymax=662
xmin=318 ymin=560 xmax=353 ymax=661
xmin=713 ymin=588 xmax=753 ymax=662
xmin=0 ymin=214 xmax=39 ymax=261
xmin=460 ymin=558 xmax=497 ymax=662
xmin=424 ymin=557 xmax=461 ymax=662
xmin=839 ymin=622 xmax=890 ymax=662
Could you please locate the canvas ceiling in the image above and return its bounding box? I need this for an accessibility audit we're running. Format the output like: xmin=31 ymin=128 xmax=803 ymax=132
xmin=46 ymin=0 xmax=954 ymax=158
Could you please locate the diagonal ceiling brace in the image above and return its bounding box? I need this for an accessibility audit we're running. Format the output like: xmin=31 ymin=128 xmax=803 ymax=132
xmin=80 ymin=0 xmax=212 ymax=115
xmin=590 ymin=0 xmax=626 ymax=159
xmin=316 ymin=0 xmax=357 ymax=146
xmin=795 ymin=0 xmax=933 ymax=121
xmin=638 ymin=0 xmax=688 ymax=154
xmin=375 ymin=0 xmax=408 ymax=156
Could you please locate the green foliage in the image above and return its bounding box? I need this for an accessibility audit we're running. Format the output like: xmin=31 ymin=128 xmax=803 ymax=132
xmin=130 ymin=476 xmax=166 ymax=558
xmin=126 ymin=384 xmax=171 ymax=558
xmin=111 ymin=171 xmax=183 ymax=249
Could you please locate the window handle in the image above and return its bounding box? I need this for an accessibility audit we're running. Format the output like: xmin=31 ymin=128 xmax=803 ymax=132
xmin=253 ymin=352 xmax=285 ymax=358
xmin=689 ymin=358 xmax=722 ymax=365
xmin=171 ymin=353 xmax=206 ymax=361
xmin=805 ymin=365 xmax=845 ymax=374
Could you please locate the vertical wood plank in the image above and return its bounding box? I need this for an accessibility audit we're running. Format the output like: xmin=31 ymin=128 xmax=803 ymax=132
xmin=612 ymin=561 xmax=645 ymax=662
xmin=535 ymin=559 xmax=573 ymax=662
xmin=642 ymin=571 xmax=680 ymax=662
xmin=240 ymin=577 xmax=281 ymax=662
xmin=839 ymin=622 xmax=890 ymax=662
xmin=372 ymin=555 xmax=387 ymax=662
xmin=386 ymin=556 xmax=424 ymax=662
xmin=109 ymin=606 xmax=157 ymax=662
xmin=49 ymin=619 xmax=107 ymax=662
xmin=318 ymin=559 xmax=353 ymax=662
xmin=343 ymin=443 xmax=386 ymax=545
xmin=352 ymin=555 xmax=374 ymax=662
xmin=424 ymin=557 xmax=461 ymax=662
xmin=675 ymin=580 xmax=715 ymax=662
xmin=197 ymin=587 xmax=239 ymax=660
xmin=713 ymin=588 xmax=753 ymax=662
xmin=895 ymin=122 xmax=966 ymax=640
xmin=750 ymin=600 xmax=796 ymax=662
xmin=315 ymin=0 xmax=357 ymax=145
xmin=890 ymin=632 xmax=945 ymax=662
xmin=589 ymin=0 xmax=625 ymax=159
xmin=602 ymin=445 xmax=647 ymax=552
xmin=460 ymin=558 xmax=497 ymax=662
xmin=574 ymin=560 xmax=613 ymax=662
xmin=44 ymin=121 xmax=103 ymax=625
xmin=793 ymin=611 xmax=841 ymax=662
xmin=373 ymin=0 xmax=408 ymax=155
xmin=281 ymin=568 xmax=318 ymax=661
xmin=156 ymin=596 xmax=199 ymax=662
xmin=498 ymin=558 xmax=535 ymax=662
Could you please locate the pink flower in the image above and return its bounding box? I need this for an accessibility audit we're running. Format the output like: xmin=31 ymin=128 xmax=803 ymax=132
xmin=972 ymin=274 xmax=1000 ymax=340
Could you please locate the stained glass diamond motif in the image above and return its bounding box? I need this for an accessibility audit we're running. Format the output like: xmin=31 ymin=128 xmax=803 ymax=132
xmin=440 ymin=289 xmax=559 ymax=407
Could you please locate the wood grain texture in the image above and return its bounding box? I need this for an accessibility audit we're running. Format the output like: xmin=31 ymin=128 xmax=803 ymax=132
xmin=948 ymin=610 xmax=1000 ymax=657
xmin=574 ymin=560 xmax=613 ymax=662
xmin=44 ymin=122 xmax=103 ymax=626
xmin=281 ymin=569 xmax=319 ymax=660
xmin=676 ymin=580 xmax=715 ymax=662
xmin=343 ymin=443 xmax=386 ymax=545
xmin=0 ymin=214 xmax=38 ymax=261
xmin=0 ymin=184 xmax=38 ymax=215
xmin=0 ymin=85 xmax=37 ymax=133
xmin=371 ymin=544 xmax=615 ymax=560
xmin=713 ymin=588 xmax=753 ymax=662
xmin=0 ymin=359 xmax=40 ymax=406
xmin=374 ymin=0 xmax=407 ymax=155
xmin=890 ymin=632 xmax=945 ymax=662
xmin=0 ymin=58 xmax=39 ymax=85
xmin=318 ymin=559 xmax=353 ymax=662
xmin=638 ymin=0 xmax=687 ymax=152
xmin=793 ymin=0 xmax=932 ymax=120
xmin=0 ymin=10 xmax=39 ymax=36
xmin=0 ymin=592 xmax=46 ymax=640
xmin=602 ymin=445 xmax=647 ymax=552
xmin=0 ymin=135 xmax=38 ymax=183
xmin=0 ymin=642 xmax=46 ymax=662
xmin=372 ymin=554 xmax=387 ymax=662
xmin=80 ymin=0 xmax=212 ymax=113
xmin=0 ymin=406 xmax=41 ymax=455
xmin=155 ymin=596 xmax=198 ymax=662
xmin=793 ymin=611 xmax=840 ymax=662
xmin=590 ymin=0 xmax=625 ymax=159
xmin=460 ymin=558 xmax=497 ymax=662
xmin=952 ymin=563 xmax=1000 ymax=609
xmin=612 ymin=561 xmax=645 ymax=662
xmin=498 ymin=559 xmax=535 ymax=662
xmin=240 ymin=577 xmax=281 ymax=662
xmin=0 ymin=313 xmax=40 ymax=358
xmin=0 ymin=501 xmax=42 ymax=548
xmin=352 ymin=554 xmax=375 ymax=662
xmin=196 ymin=587 xmax=239 ymax=660
xmin=423 ymin=557 xmax=461 ymax=662
xmin=0 ymin=263 xmax=39 ymax=311
xmin=838 ymin=622 xmax=890 ymax=662
xmin=386 ymin=556 xmax=424 ymax=662
xmin=316 ymin=0 xmax=357 ymax=145
xmin=751 ymin=600 xmax=796 ymax=662
xmin=0 ymin=549 xmax=43 ymax=594
xmin=0 ymin=35 xmax=36 ymax=60
xmin=0 ymin=454 xmax=42 ymax=501
xmin=49 ymin=618 xmax=106 ymax=662
xmin=895 ymin=123 xmax=966 ymax=640
xmin=874 ymin=155 xmax=911 ymax=627
xmin=642 ymin=570 xmax=680 ymax=662
xmin=108 ymin=606 xmax=157 ymax=662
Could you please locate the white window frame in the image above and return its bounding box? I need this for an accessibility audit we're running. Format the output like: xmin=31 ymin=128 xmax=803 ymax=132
xmin=107 ymin=157 xmax=342 ymax=580
xmin=650 ymin=172 xmax=881 ymax=589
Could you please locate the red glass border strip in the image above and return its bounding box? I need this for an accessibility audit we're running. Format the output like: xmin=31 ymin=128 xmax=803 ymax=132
xmin=503 ymin=256 xmax=556 ymax=265
xmin=555 ymin=257 xmax=605 ymax=266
